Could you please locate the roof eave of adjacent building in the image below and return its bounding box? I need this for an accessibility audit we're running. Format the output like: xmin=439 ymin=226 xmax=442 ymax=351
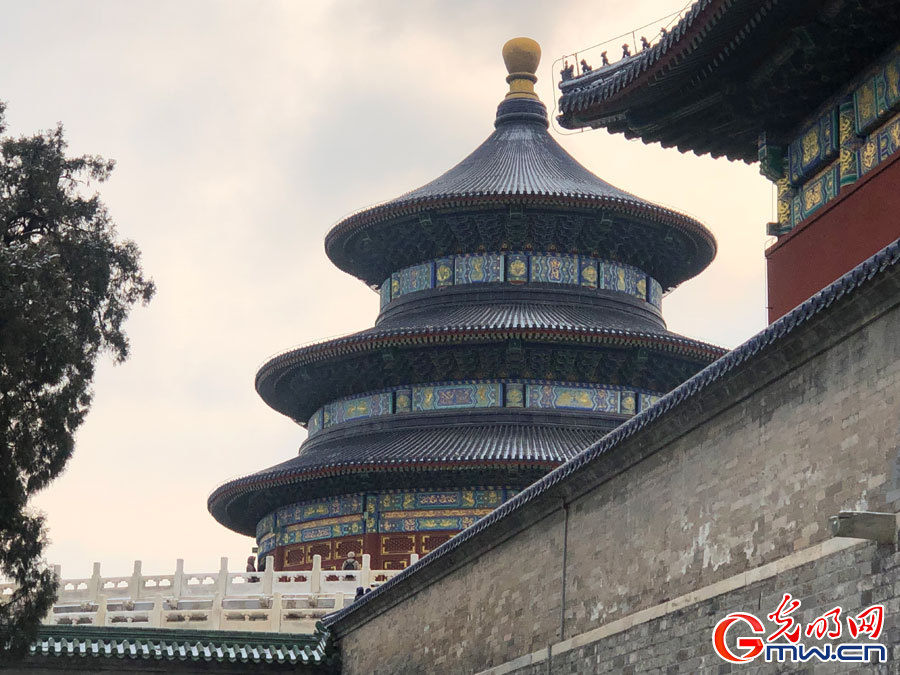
xmin=556 ymin=0 xmax=733 ymax=124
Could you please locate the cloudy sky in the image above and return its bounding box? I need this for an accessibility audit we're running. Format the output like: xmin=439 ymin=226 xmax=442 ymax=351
xmin=3 ymin=0 xmax=771 ymax=579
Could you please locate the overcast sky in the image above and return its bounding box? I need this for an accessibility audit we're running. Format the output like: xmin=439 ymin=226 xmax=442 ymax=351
xmin=3 ymin=0 xmax=771 ymax=579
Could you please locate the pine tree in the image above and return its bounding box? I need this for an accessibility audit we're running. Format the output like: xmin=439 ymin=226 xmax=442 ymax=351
xmin=0 ymin=102 xmax=154 ymax=659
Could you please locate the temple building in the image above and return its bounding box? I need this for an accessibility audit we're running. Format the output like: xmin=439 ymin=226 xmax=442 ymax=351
xmin=556 ymin=0 xmax=900 ymax=322
xmin=208 ymin=38 xmax=724 ymax=571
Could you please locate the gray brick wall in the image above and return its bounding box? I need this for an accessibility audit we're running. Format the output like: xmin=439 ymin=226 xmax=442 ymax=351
xmin=508 ymin=542 xmax=900 ymax=674
xmin=335 ymin=271 xmax=900 ymax=674
xmin=562 ymin=303 xmax=900 ymax=639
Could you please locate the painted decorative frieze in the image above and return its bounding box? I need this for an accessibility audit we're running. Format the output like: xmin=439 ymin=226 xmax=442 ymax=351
xmin=454 ymin=253 xmax=504 ymax=284
xmin=412 ymin=382 xmax=502 ymax=411
xmin=258 ymin=534 xmax=276 ymax=555
xmin=505 ymin=253 xmax=529 ymax=284
xmin=256 ymin=488 xmax=517 ymax=548
xmin=380 ymin=513 xmax=486 ymax=533
xmin=256 ymin=514 xmax=275 ymax=541
xmin=378 ymin=252 xmax=661 ymax=310
xmin=601 ymin=261 xmax=644 ymax=298
xmin=504 ymin=383 xmax=525 ymax=408
xmin=307 ymin=379 xmax=662 ymax=437
xmin=400 ymin=262 xmax=433 ymax=296
xmin=580 ymin=257 xmax=599 ymax=288
xmin=799 ymin=163 xmax=839 ymax=220
xmin=277 ymin=516 xmax=365 ymax=546
xmin=639 ymin=392 xmax=662 ymax=411
xmin=276 ymin=495 xmax=364 ymax=527
xmin=434 ymin=257 xmax=454 ymax=287
xmin=529 ymin=253 xmax=578 ymax=284
xmin=648 ymin=277 xmax=663 ymax=308
xmin=307 ymin=409 xmax=324 ymax=435
xmin=394 ymin=388 xmax=412 ymax=413
xmin=788 ymin=108 xmax=838 ymax=185
xmin=839 ymin=99 xmax=861 ymax=188
xmin=860 ymin=115 xmax=900 ymax=177
xmin=764 ymin=47 xmax=900 ymax=234
xmin=526 ymin=384 xmax=620 ymax=413
xmin=323 ymin=391 xmax=393 ymax=427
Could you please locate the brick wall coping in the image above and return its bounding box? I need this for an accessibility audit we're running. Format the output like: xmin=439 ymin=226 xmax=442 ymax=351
xmin=325 ymin=236 xmax=900 ymax=637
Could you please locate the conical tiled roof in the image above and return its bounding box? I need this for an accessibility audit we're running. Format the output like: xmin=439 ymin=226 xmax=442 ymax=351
xmin=377 ymin=99 xmax=660 ymax=205
xmin=325 ymin=99 xmax=715 ymax=290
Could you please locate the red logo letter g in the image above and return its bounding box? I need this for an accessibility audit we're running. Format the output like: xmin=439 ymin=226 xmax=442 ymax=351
xmin=712 ymin=613 xmax=765 ymax=663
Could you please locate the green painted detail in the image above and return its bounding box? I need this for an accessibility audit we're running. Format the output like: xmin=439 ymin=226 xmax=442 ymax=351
xmin=767 ymin=47 xmax=900 ymax=235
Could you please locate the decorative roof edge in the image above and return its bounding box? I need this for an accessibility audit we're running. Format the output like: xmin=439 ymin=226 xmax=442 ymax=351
xmin=325 ymin=192 xmax=716 ymax=283
xmin=556 ymin=0 xmax=728 ymax=121
xmin=323 ymin=235 xmax=900 ymax=631
xmin=27 ymin=623 xmax=332 ymax=666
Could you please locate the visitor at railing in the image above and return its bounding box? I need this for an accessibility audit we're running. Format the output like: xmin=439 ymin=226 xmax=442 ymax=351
xmin=245 ymin=555 xmax=259 ymax=583
xmin=341 ymin=551 xmax=360 ymax=571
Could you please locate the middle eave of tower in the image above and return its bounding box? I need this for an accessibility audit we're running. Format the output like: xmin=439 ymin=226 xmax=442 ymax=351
xmin=324 ymin=98 xmax=717 ymax=291
xmin=255 ymin=319 xmax=725 ymax=424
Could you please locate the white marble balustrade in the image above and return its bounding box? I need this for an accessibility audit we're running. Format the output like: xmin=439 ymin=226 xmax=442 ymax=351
xmin=0 ymin=554 xmax=417 ymax=635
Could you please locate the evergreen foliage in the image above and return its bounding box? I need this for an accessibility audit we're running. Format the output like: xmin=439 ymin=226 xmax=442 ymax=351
xmin=0 ymin=102 xmax=154 ymax=659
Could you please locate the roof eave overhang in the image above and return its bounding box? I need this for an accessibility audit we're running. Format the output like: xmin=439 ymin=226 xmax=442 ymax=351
xmin=208 ymin=458 xmax=562 ymax=536
xmin=325 ymin=192 xmax=715 ymax=284
xmin=254 ymin=325 xmax=726 ymax=420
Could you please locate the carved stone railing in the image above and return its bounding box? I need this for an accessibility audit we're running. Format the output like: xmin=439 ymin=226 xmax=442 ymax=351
xmin=0 ymin=554 xmax=415 ymax=635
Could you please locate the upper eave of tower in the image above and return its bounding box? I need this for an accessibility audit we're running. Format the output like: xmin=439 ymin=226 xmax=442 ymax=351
xmin=324 ymin=40 xmax=716 ymax=291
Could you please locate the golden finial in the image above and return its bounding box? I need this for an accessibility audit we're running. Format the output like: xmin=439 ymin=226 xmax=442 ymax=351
xmin=502 ymin=37 xmax=541 ymax=100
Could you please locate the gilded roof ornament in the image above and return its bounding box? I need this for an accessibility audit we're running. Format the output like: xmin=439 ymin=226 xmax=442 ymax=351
xmin=502 ymin=37 xmax=541 ymax=100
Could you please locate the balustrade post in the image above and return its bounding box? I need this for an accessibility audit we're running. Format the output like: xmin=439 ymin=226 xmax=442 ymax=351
xmin=262 ymin=556 xmax=274 ymax=595
xmin=88 ymin=562 xmax=101 ymax=602
xmin=149 ymin=595 xmax=163 ymax=628
xmin=95 ymin=594 xmax=107 ymax=627
xmin=130 ymin=560 xmax=142 ymax=600
xmin=271 ymin=592 xmax=282 ymax=632
xmin=310 ymin=555 xmax=322 ymax=594
xmin=211 ymin=593 xmax=223 ymax=630
xmin=173 ymin=559 xmax=184 ymax=600
xmin=410 ymin=553 xmax=419 ymax=565
xmin=360 ymin=553 xmax=371 ymax=588
xmin=216 ymin=557 xmax=229 ymax=596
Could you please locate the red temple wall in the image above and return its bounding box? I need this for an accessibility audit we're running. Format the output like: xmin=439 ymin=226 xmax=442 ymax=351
xmin=255 ymin=487 xmax=517 ymax=572
xmin=766 ymin=151 xmax=900 ymax=323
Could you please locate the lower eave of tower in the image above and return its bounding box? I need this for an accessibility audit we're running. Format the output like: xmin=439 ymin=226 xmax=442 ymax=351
xmin=208 ymin=412 xmax=622 ymax=535
xmin=209 ymin=458 xmax=563 ymax=537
